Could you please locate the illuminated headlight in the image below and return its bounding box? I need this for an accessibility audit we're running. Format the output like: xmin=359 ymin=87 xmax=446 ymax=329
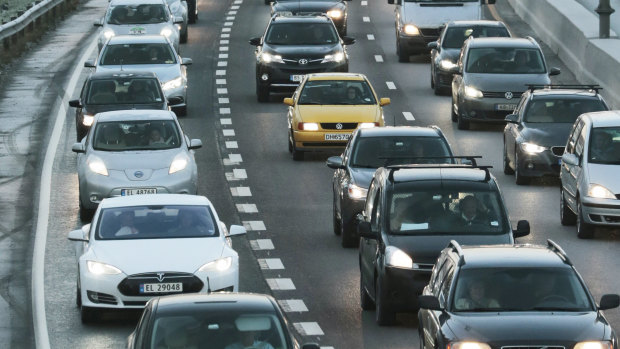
xmin=322 ymin=52 xmax=345 ymax=63
xmin=160 ymin=28 xmax=173 ymax=37
xmin=103 ymin=29 xmax=115 ymax=39
xmin=326 ymin=9 xmax=343 ymax=19
xmin=439 ymin=59 xmax=457 ymax=71
xmin=464 ymin=85 xmax=483 ymax=98
xmin=162 ymin=77 xmax=183 ymax=91
xmin=574 ymin=342 xmax=612 ymax=349
xmin=87 ymin=261 xmax=122 ymax=275
xmin=347 ymin=184 xmax=368 ymax=199
xmin=385 ymin=246 xmax=413 ymax=269
xmin=403 ymin=24 xmax=420 ymax=35
xmin=299 ymin=122 xmax=319 ymax=131
xmin=169 ymin=155 xmax=188 ymax=174
xmin=198 ymin=256 xmax=233 ymax=272
xmin=82 ymin=115 xmax=95 ymax=127
xmin=449 ymin=343 xmax=492 ymax=349
xmin=88 ymin=156 xmax=108 ymax=176
xmin=275 ymin=11 xmax=293 ymax=16
xmin=359 ymin=122 xmax=377 ymax=129
xmin=260 ymin=52 xmax=284 ymax=64
xmin=520 ymin=142 xmax=547 ymax=154
xmin=587 ymin=184 xmax=616 ymax=199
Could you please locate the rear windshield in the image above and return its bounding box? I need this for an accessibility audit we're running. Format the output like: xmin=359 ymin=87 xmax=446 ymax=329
xmin=265 ymin=23 xmax=339 ymax=45
xmin=466 ymin=47 xmax=545 ymax=74
xmin=107 ymin=4 xmax=169 ymax=25
xmin=299 ymin=80 xmax=376 ymax=105
xmin=442 ymin=26 xmax=510 ymax=49
xmin=524 ymin=98 xmax=607 ymax=123
xmin=92 ymin=120 xmax=181 ymax=151
xmin=96 ymin=205 xmax=218 ymax=240
xmin=86 ymin=77 xmax=164 ymax=105
xmin=101 ymin=43 xmax=176 ymax=65
xmin=351 ymin=136 xmax=452 ymax=168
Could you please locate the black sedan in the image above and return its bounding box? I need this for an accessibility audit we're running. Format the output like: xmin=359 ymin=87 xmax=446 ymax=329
xmin=503 ymin=86 xmax=608 ymax=184
xmin=127 ymin=293 xmax=320 ymax=349
xmin=269 ymin=0 xmax=349 ymax=36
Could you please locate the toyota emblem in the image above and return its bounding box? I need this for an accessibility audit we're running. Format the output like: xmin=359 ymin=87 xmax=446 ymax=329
xmin=298 ymin=58 xmax=308 ymax=65
xmin=336 ymin=123 xmax=343 ymax=130
xmin=134 ymin=170 xmax=144 ymax=178
xmin=505 ymin=91 xmax=513 ymax=100
xmin=156 ymin=272 xmax=165 ymax=282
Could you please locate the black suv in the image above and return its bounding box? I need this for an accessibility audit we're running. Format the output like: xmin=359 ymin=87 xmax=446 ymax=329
xmin=326 ymin=126 xmax=454 ymax=248
xmin=269 ymin=0 xmax=350 ymax=36
xmin=357 ymin=161 xmax=530 ymax=325
xmin=503 ymin=85 xmax=609 ymax=184
xmin=249 ymin=15 xmax=354 ymax=102
xmin=69 ymin=71 xmax=170 ymax=141
xmin=418 ymin=240 xmax=619 ymax=349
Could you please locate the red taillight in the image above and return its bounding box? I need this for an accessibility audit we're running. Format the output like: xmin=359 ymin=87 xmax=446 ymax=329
xmin=298 ymin=122 xmax=305 ymax=130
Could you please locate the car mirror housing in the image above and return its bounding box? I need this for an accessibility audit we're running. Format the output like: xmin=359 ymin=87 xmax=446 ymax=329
xmin=174 ymin=16 xmax=184 ymax=24
xmin=93 ymin=19 xmax=103 ymax=27
xmin=599 ymin=294 xmax=620 ymax=310
xmin=229 ymin=225 xmax=247 ymax=236
xmin=357 ymin=221 xmax=376 ymax=239
xmin=562 ymin=153 xmax=579 ymax=166
xmin=418 ymin=295 xmax=442 ymax=310
xmin=181 ymin=57 xmax=193 ymax=66
xmin=505 ymin=114 xmax=519 ymax=123
xmin=549 ymin=67 xmax=561 ymax=76
xmin=68 ymin=99 xmax=82 ymax=108
xmin=379 ymin=97 xmax=391 ymax=106
xmin=427 ymin=41 xmax=438 ymax=50
xmin=168 ymin=96 xmax=183 ymax=105
xmin=68 ymin=228 xmax=88 ymax=242
xmin=342 ymin=36 xmax=356 ymax=45
xmin=84 ymin=60 xmax=95 ymax=68
xmin=189 ymin=139 xmax=202 ymax=150
xmin=326 ymin=156 xmax=345 ymax=169
xmin=249 ymin=37 xmax=261 ymax=46
xmin=283 ymin=97 xmax=294 ymax=106
xmin=72 ymin=142 xmax=86 ymax=153
xmin=302 ymin=344 xmax=321 ymax=349
xmin=513 ymin=220 xmax=530 ymax=238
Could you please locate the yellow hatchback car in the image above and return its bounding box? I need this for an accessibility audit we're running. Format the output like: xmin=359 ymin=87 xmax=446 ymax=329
xmin=284 ymin=73 xmax=390 ymax=160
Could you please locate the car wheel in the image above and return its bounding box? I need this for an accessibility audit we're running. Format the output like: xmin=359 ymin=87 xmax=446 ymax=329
xmin=418 ymin=326 xmax=425 ymax=349
xmin=81 ymin=306 xmax=100 ymax=324
xmin=397 ymin=39 xmax=409 ymax=63
xmin=257 ymin=83 xmax=269 ymax=103
xmin=79 ymin=199 xmax=94 ymax=222
xmin=451 ymin=97 xmax=458 ymax=122
xmin=433 ymin=79 xmax=443 ymax=95
xmin=430 ymin=67 xmax=435 ymax=89
xmin=174 ymin=105 xmax=187 ymax=116
xmin=375 ymin=279 xmax=395 ymax=326
xmin=180 ymin=29 xmax=188 ymax=44
xmin=576 ymin=200 xmax=594 ymax=239
xmin=457 ymin=110 xmax=469 ymax=130
xmin=360 ymin=274 xmax=375 ymax=310
xmin=76 ymin=274 xmax=82 ymax=308
xmin=187 ymin=1 xmax=197 ymax=23
xmin=333 ymin=198 xmax=341 ymax=235
xmin=560 ymin=187 xmax=576 ymax=225
xmin=340 ymin=215 xmax=358 ymax=248
xmin=291 ymin=134 xmax=304 ymax=161
xmin=514 ymin=151 xmax=530 ymax=185
xmin=503 ymin=141 xmax=514 ymax=175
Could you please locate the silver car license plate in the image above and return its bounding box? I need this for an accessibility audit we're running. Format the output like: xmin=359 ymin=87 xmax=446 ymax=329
xmin=140 ymin=282 xmax=183 ymax=293
xmin=325 ymin=133 xmax=351 ymax=141
xmin=121 ymin=188 xmax=157 ymax=196
xmin=495 ymin=104 xmax=517 ymax=111
xmin=290 ymin=75 xmax=304 ymax=82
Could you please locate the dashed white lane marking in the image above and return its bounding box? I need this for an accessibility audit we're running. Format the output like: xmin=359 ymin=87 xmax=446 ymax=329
xmin=220 ymin=39 xmax=230 ymax=45
xmin=220 ymin=107 xmax=231 ymax=114
xmin=222 ymin=27 xmax=231 ymax=32
xmin=221 ymin=33 xmax=230 ymax=38
xmin=229 ymin=154 xmax=243 ymax=162
xmin=258 ymin=258 xmax=285 ymax=270
xmin=236 ymin=203 xmax=258 ymax=213
xmin=278 ymin=299 xmax=308 ymax=312
xmin=216 ymin=79 xmax=227 ymax=85
xmin=224 ymin=21 xmax=233 ymax=27
xmin=217 ymin=88 xmax=228 ymax=94
xmin=367 ymin=34 xmax=375 ymax=40
xmin=225 ymin=141 xmax=238 ymax=149
xmin=402 ymin=112 xmax=415 ymax=121
xmin=219 ymin=53 xmax=229 ymax=59
xmin=267 ymin=278 xmax=296 ymax=290
xmin=220 ymin=46 xmax=229 ymax=51
xmin=321 ymin=347 xmax=335 ymax=349
xmin=233 ymin=0 xmax=242 ymax=4
xmin=250 ymin=239 xmax=275 ymax=250
xmin=223 ymin=129 xmax=235 ymax=137
xmin=220 ymin=118 xmax=232 ymax=125
xmin=226 ymin=16 xmax=235 ymax=21
xmin=218 ymin=61 xmax=228 ymax=67
xmin=216 ymin=70 xmax=226 ymax=76
xmin=363 ymin=16 xmax=370 ymax=22
xmin=386 ymin=81 xmax=396 ymax=90
xmin=231 ymin=5 xmax=240 ymax=10
xmin=228 ymin=10 xmax=237 ymax=15
xmin=294 ymin=322 xmax=324 ymax=336
xmin=233 ymin=168 xmax=247 ymax=179
xmin=243 ymin=220 xmax=266 ymax=231
xmin=219 ymin=97 xmax=230 ymax=104
xmin=361 ymin=0 xmax=367 ymax=5
xmin=374 ymin=55 xmax=383 ymax=62
xmin=231 ymin=187 xmax=252 ymax=197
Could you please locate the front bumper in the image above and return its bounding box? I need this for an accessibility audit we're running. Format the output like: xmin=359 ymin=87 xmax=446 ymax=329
xmin=516 ymin=148 xmax=563 ymax=177
xmin=581 ymin=196 xmax=620 ymax=226
xmin=460 ymin=96 xmax=518 ymax=122
xmin=162 ymin=83 xmax=187 ymax=108
xmin=398 ymin=30 xmax=439 ymax=54
xmin=380 ymin=266 xmax=432 ymax=311
xmin=257 ymin=60 xmax=348 ymax=92
xmin=293 ymin=129 xmax=352 ymax=151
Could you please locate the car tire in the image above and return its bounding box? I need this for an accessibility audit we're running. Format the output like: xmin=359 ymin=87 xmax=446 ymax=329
xmin=340 ymin=215 xmax=358 ymax=248
xmin=175 ymin=105 xmax=187 ymax=116
xmin=291 ymin=134 xmax=304 ymax=161
xmin=333 ymin=198 xmax=341 ymax=235
xmin=360 ymin=275 xmax=375 ymax=310
xmin=375 ymin=279 xmax=395 ymax=326
xmin=418 ymin=326 xmax=425 ymax=349
xmin=76 ymin=275 xmax=82 ymax=308
xmin=560 ymin=187 xmax=576 ymax=226
xmin=188 ymin=1 xmax=197 ymax=23
xmin=81 ymin=306 xmax=100 ymax=324
xmin=257 ymin=83 xmax=269 ymax=103
xmin=288 ymin=134 xmax=293 ymax=153
xmin=79 ymin=199 xmax=94 ymax=222
xmin=514 ymin=151 xmax=531 ymax=185
xmin=433 ymin=80 xmax=443 ymax=96
xmin=576 ymin=200 xmax=594 ymax=239
xmin=397 ymin=40 xmax=409 ymax=63
xmin=457 ymin=110 xmax=469 ymax=130
xmin=451 ymin=98 xmax=458 ymax=122
xmin=180 ymin=29 xmax=188 ymax=44
xmin=503 ymin=141 xmax=514 ymax=175
xmin=430 ymin=68 xmax=435 ymax=89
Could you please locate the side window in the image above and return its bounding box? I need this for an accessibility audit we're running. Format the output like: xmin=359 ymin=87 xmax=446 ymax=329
xmin=575 ymin=128 xmax=586 ymax=160
xmin=135 ymin=303 xmax=152 ymax=347
xmin=80 ymin=81 xmax=88 ymax=101
xmin=432 ymin=259 xmax=453 ymax=297
xmin=515 ymin=96 xmax=528 ymax=119
xmin=429 ymin=257 xmax=447 ymax=292
xmin=566 ymin=120 xmax=584 ymax=153
xmin=364 ymin=180 xmax=378 ymax=221
xmin=370 ymin=189 xmax=381 ymax=230
xmin=439 ymin=267 xmax=455 ymax=306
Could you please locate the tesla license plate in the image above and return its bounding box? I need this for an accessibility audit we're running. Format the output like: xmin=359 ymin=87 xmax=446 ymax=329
xmin=325 ymin=133 xmax=351 ymax=141
xmin=140 ymin=283 xmax=183 ymax=293
xmin=495 ymin=104 xmax=517 ymax=111
xmin=121 ymin=188 xmax=157 ymax=196
xmin=290 ymin=75 xmax=304 ymax=82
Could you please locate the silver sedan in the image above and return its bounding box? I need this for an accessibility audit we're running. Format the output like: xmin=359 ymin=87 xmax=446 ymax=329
xmin=72 ymin=110 xmax=202 ymax=220
xmin=165 ymin=0 xmax=188 ymax=43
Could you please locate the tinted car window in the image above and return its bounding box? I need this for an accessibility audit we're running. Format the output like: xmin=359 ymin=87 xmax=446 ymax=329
xmin=466 ymin=48 xmax=545 ymax=74
xmin=92 ymin=120 xmax=181 ymax=151
xmin=101 ymin=43 xmax=177 ymax=65
xmin=87 ymin=78 xmax=164 ymax=105
xmin=96 ymin=205 xmax=218 ymax=240
xmin=107 ymin=4 xmax=169 ymax=25
xmin=452 ymin=267 xmax=593 ymax=311
xmin=265 ymin=23 xmax=338 ymax=45
xmin=524 ymin=98 xmax=606 ymax=123
xmin=588 ymin=127 xmax=620 ymax=164
xmin=442 ymin=26 xmax=510 ymax=49
xmin=351 ymin=136 xmax=452 ymax=168
xmin=299 ymin=80 xmax=376 ymax=105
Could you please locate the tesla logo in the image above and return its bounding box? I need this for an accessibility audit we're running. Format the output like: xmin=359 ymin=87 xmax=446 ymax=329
xmin=298 ymin=59 xmax=308 ymax=65
xmin=505 ymin=91 xmax=513 ymax=100
xmin=336 ymin=123 xmax=343 ymax=130
xmin=156 ymin=273 xmax=165 ymax=282
xmin=134 ymin=171 xmax=144 ymax=178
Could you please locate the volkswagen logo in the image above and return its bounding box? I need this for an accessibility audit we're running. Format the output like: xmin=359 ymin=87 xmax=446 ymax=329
xmin=336 ymin=123 xmax=343 ymax=130
xmin=156 ymin=272 xmax=165 ymax=282
xmin=134 ymin=171 xmax=144 ymax=178
xmin=298 ymin=58 xmax=308 ymax=65
xmin=505 ymin=91 xmax=513 ymax=100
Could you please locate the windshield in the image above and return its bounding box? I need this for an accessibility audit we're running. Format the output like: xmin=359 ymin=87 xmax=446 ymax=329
xmin=388 ymin=187 xmax=508 ymax=235
xmin=588 ymin=127 xmax=620 ymax=164
xmin=442 ymin=26 xmax=510 ymax=49
xmin=351 ymin=136 xmax=452 ymax=168
xmin=299 ymin=80 xmax=376 ymax=105
xmin=106 ymin=4 xmax=169 ymax=25
xmin=265 ymin=23 xmax=339 ymax=45
xmin=146 ymin=312 xmax=289 ymax=349
xmin=405 ymin=0 xmax=478 ymax=2
xmin=524 ymin=98 xmax=606 ymax=123
xmin=86 ymin=78 xmax=164 ymax=105
xmin=100 ymin=43 xmax=177 ymax=65
xmin=452 ymin=267 xmax=593 ymax=312
xmin=96 ymin=205 xmax=218 ymax=240
xmin=92 ymin=120 xmax=181 ymax=151
xmin=466 ymin=47 xmax=545 ymax=74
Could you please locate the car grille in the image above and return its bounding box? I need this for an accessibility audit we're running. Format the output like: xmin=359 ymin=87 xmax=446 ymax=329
xmin=321 ymin=122 xmax=358 ymax=130
xmin=282 ymin=57 xmax=324 ymax=67
xmin=501 ymin=346 xmax=564 ymax=349
xmin=482 ymin=91 xmax=523 ymax=99
xmin=551 ymin=146 xmax=565 ymax=156
xmin=117 ymin=272 xmax=203 ymax=296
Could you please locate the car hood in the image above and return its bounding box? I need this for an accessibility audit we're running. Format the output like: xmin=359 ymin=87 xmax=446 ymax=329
xmin=386 ymin=234 xmax=511 ymax=265
xmin=266 ymin=44 xmax=340 ymax=58
xmin=273 ymin=1 xmax=344 ymax=13
xmin=105 ymin=23 xmax=173 ymax=36
xmin=438 ymin=48 xmax=461 ymax=62
xmin=296 ymin=105 xmax=379 ymax=123
xmin=465 ymin=73 xmax=551 ymax=92
xmin=446 ymin=312 xmax=605 ymax=342
xmin=403 ymin=4 xmax=480 ymax=27
xmin=586 ymin=163 xmax=620 ymax=193
xmin=93 ymin=149 xmax=182 ymax=180
xmin=520 ymin=123 xmax=573 ymax=147
xmin=95 ymin=64 xmax=181 ymax=84
xmin=89 ymin=238 xmax=224 ymax=275
xmin=84 ymin=102 xmax=167 ymax=115
xmin=349 ymin=167 xmax=376 ymax=188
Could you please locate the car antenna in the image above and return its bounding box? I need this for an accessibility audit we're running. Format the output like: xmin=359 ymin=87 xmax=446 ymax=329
xmin=207 ymin=276 xmax=212 ymax=294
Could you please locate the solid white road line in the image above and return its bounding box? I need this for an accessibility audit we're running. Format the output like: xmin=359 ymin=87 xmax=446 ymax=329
xmin=294 ymin=322 xmax=324 ymax=336
xmin=367 ymin=34 xmax=375 ymax=40
xmin=386 ymin=81 xmax=396 ymax=90
xmin=266 ymin=278 xmax=295 ymax=290
xmin=230 ymin=187 xmax=252 ymax=197
xmin=242 ymin=220 xmax=266 ymax=231
xmin=374 ymin=55 xmax=383 ymax=62
xmin=250 ymin=239 xmax=275 ymax=250
xmin=402 ymin=111 xmax=415 ymax=121
xmin=258 ymin=258 xmax=285 ymax=270
xmin=32 ymin=37 xmax=98 ymax=349
xmin=278 ymin=299 xmax=308 ymax=312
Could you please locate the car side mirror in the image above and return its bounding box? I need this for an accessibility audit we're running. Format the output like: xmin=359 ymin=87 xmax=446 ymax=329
xmin=418 ymin=295 xmax=442 ymax=311
xmin=69 ymin=99 xmax=82 ymax=108
xmin=562 ymin=153 xmax=579 ymax=166
xmin=181 ymin=57 xmax=193 ymax=66
xmin=84 ymin=60 xmax=95 ymax=68
xmin=68 ymin=225 xmax=90 ymax=242
xmin=72 ymin=142 xmax=85 ymax=153
xmin=599 ymin=294 xmax=620 ymax=310
xmin=427 ymin=41 xmax=438 ymax=50
xmin=513 ymin=220 xmax=530 ymax=238
xmin=387 ymin=0 xmax=395 ymax=4
xmin=249 ymin=37 xmax=261 ymax=46
xmin=283 ymin=97 xmax=294 ymax=106
xmin=93 ymin=19 xmax=103 ymax=27
xmin=358 ymin=221 xmax=376 ymax=239
xmin=504 ymin=114 xmax=519 ymax=123
xmin=174 ymin=16 xmax=184 ymax=24
xmin=549 ymin=67 xmax=561 ymax=76
xmin=302 ymin=344 xmax=321 ymax=349
xmin=379 ymin=97 xmax=391 ymax=106
xmin=326 ymin=156 xmax=345 ymax=169
xmin=188 ymin=139 xmax=202 ymax=150
xmin=342 ymin=36 xmax=355 ymax=45
xmin=228 ymin=225 xmax=247 ymax=236
xmin=167 ymin=96 xmax=183 ymax=105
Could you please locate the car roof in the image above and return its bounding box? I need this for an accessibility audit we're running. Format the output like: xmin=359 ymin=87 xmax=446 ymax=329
xmin=89 ymin=71 xmax=159 ymax=80
xmin=446 ymin=20 xmax=506 ymax=27
xmin=582 ymin=110 xmax=620 ymax=127
xmin=468 ymin=37 xmax=539 ymax=48
xmin=458 ymin=244 xmax=570 ymax=269
xmin=95 ymin=109 xmax=176 ymax=122
xmin=107 ymin=35 xmax=169 ymax=45
xmin=271 ymin=15 xmax=332 ymax=24
xmin=530 ymin=89 xmax=599 ymax=98
xmin=110 ymin=0 xmax=165 ymax=5
xmin=358 ymin=126 xmax=441 ymax=138
xmin=154 ymin=293 xmax=277 ymax=314
xmin=307 ymin=73 xmax=366 ymax=81
xmin=390 ymin=167 xmax=488 ymax=183
xmin=99 ymin=194 xmax=212 ymax=209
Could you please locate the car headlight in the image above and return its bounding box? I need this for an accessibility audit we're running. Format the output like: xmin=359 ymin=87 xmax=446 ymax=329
xmin=260 ymin=52 xmax=284 ymax=64
xmin=82 ymin=114 xmax=95 ymax=127
xmin=449 ymin=342 xmax=492 ymax=349
xmin=322 ymin=52 xmax=345 ymax=63
xmin=587 ymin=184 xmax=616 ymax=199
xmin=574 ymin=342 xmax=612 ymax=349
xmin=464 ymin=85 xmax=483 ymax=98
xmin=87 ymin=261 xmax=122 ymax=275
xmin=520 ymin=142 xmax=547 ymax=154
xmin=103 ymin=29 xmax=115 ymax=40
xmin=198 ymin=256 xmax=233 ymax=272
xmin=385 ymin=246 xmax=413 ymax=269
xmin=169 ymin=155 xmax=188 ymax=174
xmin=162 ymin=77 xmax=183 ymax=91
xmin=359 ymin=122 xmax=377 ymax=129
xmin=439 ymin=59 xmax=457 ymax=71
xmin=403 ymin=24 xmax=420 ymax=35
xmin=326 ymin=9 xmax=343 ymax=19
xmin=298 ymin=122 xmax=319 ymax=131
xmin=160 ymin=27 xmax=173 ymax=37
xmin=88 ymin=156 xmax=108 ymax=176
xmin=347 ymin=184 xmax=368 ymax=200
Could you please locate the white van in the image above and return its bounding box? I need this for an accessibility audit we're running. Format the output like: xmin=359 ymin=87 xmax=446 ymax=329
xmin=388 ymin=0 xmax=496 ymax=62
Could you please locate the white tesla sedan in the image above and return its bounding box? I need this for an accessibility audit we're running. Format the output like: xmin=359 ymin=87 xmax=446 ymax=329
xmin=68 ymin=194 xmax=246 ymax=323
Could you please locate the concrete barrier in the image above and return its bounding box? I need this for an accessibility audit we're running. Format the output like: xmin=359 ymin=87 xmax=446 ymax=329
xmin=508 ymin=0 xmax=620 ymax=108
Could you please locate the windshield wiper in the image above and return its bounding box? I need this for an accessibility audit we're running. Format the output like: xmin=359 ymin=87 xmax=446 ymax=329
xmin=458 ymin=307 xmax=522 ymax=312
xmin=527 ymin=307 xmax=583 ymax=311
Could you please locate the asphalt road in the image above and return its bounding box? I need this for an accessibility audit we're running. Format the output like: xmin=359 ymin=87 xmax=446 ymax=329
xmin=0 ymin=0 xmax=618 ymax=348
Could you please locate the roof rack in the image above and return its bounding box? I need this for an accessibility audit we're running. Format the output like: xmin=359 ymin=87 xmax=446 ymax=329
xmin=448 ymin=240 xmax=466 ymax=266
xmin=547 ymin=239 xmax=573 ymax=266
xmin=384 ymin=156 xmax=492 ymax=182
xmin=526 ymin=84 xmax=602 ymax=93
